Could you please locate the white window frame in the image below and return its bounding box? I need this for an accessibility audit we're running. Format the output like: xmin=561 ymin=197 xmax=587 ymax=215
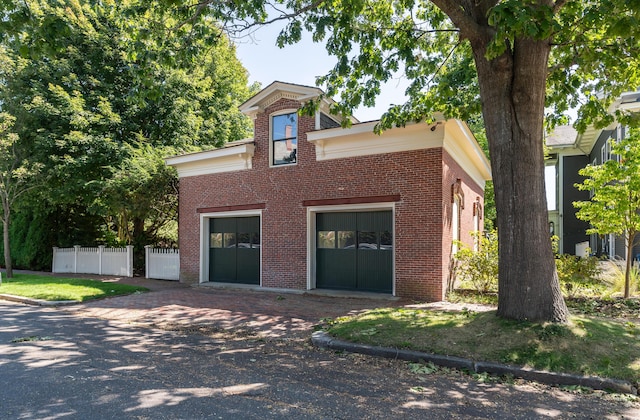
xmin=270 ymin=108 xmax=299 ymax=168
xmin=601 ymin=140 xmax=611 ymax=163
xmin=617 ymin=124 xmax=623 ymax=142
xmin=452 ymin=196 xmax=461 ymax=255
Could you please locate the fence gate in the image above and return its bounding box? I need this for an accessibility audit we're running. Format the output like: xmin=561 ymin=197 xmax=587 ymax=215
xmin=145 ymin=246 xmax=180 ymax=281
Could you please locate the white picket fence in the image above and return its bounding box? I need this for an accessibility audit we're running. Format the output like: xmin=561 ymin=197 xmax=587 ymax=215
xmin=145 ymin=246 xmax=180 ymax=281
xmin=52 ymin=245 xmax=134 ymax=277
xmin=51 ymin=245 xmax=180 ymax=281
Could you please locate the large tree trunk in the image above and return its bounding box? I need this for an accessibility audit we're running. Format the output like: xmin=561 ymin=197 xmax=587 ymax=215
xmin=470 ymin=35 xmax=569 ymax=322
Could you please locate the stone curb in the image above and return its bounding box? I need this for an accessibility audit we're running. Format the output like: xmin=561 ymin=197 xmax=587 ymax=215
xmin=311 ymin=331 xmax=638 ymax=395
xmin=0 ymin=294 xmax=78 ymax=307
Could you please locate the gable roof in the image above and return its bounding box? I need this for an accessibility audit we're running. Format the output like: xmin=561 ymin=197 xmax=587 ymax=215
xmin=546 ymin=90 xmax=640 ymax=155
xmin=239 ymin=81 xmax=358 ymax=124
xmin=545 ymin=125 xmax=578 ymax=148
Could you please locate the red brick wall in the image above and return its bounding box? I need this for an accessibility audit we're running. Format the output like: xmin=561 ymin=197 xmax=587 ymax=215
xmin=440 ymin=151 xmax=485 ymax=299
xmin=177 ymin=97 xmax=483 ymax=301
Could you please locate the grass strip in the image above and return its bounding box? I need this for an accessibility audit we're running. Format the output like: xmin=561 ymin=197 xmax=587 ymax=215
xmin=0 ymin=274 xmax=147 ymax=302
xmin=326 ymin=308 xmax=640 ymax=384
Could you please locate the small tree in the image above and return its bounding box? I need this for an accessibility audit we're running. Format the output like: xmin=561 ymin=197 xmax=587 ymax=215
xmin=0 ymin=113 xmax=39 ymax=278
xmin=574 ymin=132 xmax=640 ymax=298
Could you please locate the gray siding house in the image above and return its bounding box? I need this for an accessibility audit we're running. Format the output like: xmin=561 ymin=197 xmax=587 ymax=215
xmin=546 ymin=91 xmax=640 ymax=259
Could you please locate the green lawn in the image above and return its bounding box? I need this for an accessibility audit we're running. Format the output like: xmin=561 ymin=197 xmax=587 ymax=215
xmin=326 ymin=307 xmax=640 ymax=384
xmin=0 ymin=274 xmax=148 ymax=302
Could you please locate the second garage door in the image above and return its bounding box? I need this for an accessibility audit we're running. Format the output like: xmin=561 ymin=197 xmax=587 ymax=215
xmin=316 ymin=211 xmax=393 ymax=293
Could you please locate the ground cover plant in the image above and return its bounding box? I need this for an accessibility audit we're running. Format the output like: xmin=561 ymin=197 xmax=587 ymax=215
xmin=0 ymin=274 xmax=147 ymax=301
xmin=449 ymin=290 xmax=640 ymax=320
xmin=325 ymin=308 xmax=640 ymax=385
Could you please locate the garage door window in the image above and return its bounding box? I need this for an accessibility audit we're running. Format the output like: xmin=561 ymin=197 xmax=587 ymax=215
xmin=318 ymin=231 xmax=335 ymax=248
xmin=380 ymin=231 xmax=393 ymax=250
xmin=318 ymin=230 xmax=357 ymax=248
xmin=210 ymin=232 xmax=239 ymax=248
xmin=338 ymin=231 xmax=355 ymax=248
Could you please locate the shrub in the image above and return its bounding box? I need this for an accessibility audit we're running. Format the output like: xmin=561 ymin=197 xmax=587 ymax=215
xmin=453 ymin=230 xmax=498 ymax=293
xmin=555 ymin=254 xmax=602 ymax=298
xmin=454 ymin=231 xmax=605 ymax=298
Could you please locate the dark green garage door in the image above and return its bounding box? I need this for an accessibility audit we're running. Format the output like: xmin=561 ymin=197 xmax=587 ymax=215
xmin=209 ymin=217 xmax=260 ymax=284
xmin=316 ymin=211 xmax=392 ymax=293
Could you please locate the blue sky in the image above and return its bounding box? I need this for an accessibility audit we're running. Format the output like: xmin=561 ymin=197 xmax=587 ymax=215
xmin=233 ymin=22 xmax=408 ymax=122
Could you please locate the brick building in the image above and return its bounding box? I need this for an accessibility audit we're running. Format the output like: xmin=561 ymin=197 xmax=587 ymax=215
xmin=166 ymin=81 xmax=491 ymax=301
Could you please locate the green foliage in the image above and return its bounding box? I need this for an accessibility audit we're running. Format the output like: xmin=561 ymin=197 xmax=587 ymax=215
xmin=408 ymin=361 xmax=439 ymax=375
xmin=455 ymin=232 xmax=602 ymax=298
xmin=574 ymin=133 xmax=640 ymax=240
xmin=555 ymin=254 xmax=603 ymax=298
xmin=0 ymin=0 xmax=256 ymax=269
xmin=1 ymin=206 xmax=105 ymax=270
xmin=608 ymin=263 xmax=640 ymax=297
xmin=454 ymin=230 xmax=498 ymax=293
xmin=575 ymin=130 xmax=640 ymax=297
xmin=0 ymin=110 xmax=41 ymax=275
xmin=93 ymin=142 xmax=179 ymax=245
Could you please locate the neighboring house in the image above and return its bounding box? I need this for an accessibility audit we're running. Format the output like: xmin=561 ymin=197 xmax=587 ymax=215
xmin=546 ymin=91 xmax=640 ymax=259
xmin=166 ymin=81 xmax=491 ymax=301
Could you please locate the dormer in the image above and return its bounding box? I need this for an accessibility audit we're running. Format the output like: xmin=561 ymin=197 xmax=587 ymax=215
xmin=239 ymin=81 xmax=358 ymax=129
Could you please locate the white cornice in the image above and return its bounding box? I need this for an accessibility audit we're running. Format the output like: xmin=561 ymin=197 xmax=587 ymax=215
xmin=165 ymin=143 xmax=255 ymax=178
xmin=307 ymin=121 xmax=441 ymax=160
xmin=239 ymin=81 xmax=324 ymax=114
xmin=239 ymin=81 xmax=359 ymax=125
xmin=442 ymin=120 xmax=492 ymax=189
xmin=306 ymin=119 xmax=491 ymax=187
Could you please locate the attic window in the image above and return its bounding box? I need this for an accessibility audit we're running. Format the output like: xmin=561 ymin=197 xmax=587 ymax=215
xmin=272 ymin=112 xmax=298 ymax=166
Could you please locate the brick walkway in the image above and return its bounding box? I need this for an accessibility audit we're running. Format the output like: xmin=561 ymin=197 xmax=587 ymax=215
xmin=58 ymin=276 xmax=409 ymax=338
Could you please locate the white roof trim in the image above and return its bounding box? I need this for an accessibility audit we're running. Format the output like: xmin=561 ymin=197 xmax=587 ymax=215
xmin=443 ymin=120 xmax=492 ymax=189
xmin=239 ymin=82 xmax=323 ymax=114
xmin=239 ymin=81 xmax=359 ymax=124
xmin=165 ymin=143 xmax=255 ymax=178
xmin=307 ymin=119 xmax=491 ymax=187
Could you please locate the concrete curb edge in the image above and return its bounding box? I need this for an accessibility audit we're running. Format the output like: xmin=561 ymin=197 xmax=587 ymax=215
xmin=311 ymin=331 xmax=637 ymax=395
xmin=0 ymin=294 xmax=77 ymax=307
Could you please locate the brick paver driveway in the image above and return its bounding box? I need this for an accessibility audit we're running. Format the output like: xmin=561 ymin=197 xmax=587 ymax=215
xmin=60 ymin=277 xmax=404 ymax=338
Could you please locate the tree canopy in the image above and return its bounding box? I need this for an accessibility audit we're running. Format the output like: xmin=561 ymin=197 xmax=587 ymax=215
xmin=0 ymin=0 xmax=256 ymax=270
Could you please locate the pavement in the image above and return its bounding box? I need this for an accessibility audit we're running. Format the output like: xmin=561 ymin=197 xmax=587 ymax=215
xmin=2 ymin=271 xmax=638 ymax=396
